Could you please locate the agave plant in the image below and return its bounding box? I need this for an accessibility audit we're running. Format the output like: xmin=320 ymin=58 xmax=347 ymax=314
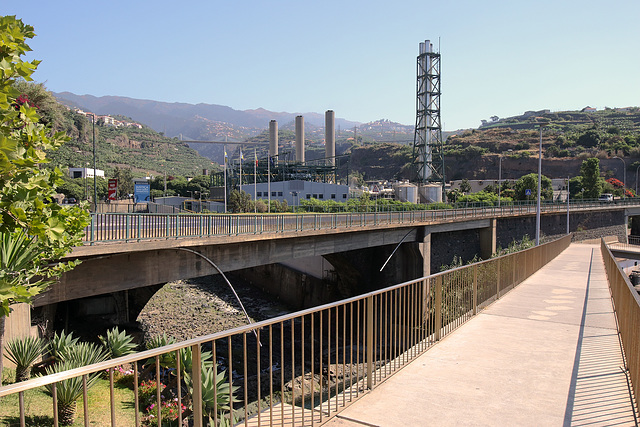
xmin=144 ymin=333 xmax=177 ymax=368
xmin=200 ymin=367 xmax=238 ymax=422
xmin=99 ymin=327 xmax=137 ymax=359
xmin=4 ymin=335 xmax=47 ymax=382
xmin=44 ymin=342 xmax=109 ymax=426
xmin=49 ymin=330 xmax=79 ymax=363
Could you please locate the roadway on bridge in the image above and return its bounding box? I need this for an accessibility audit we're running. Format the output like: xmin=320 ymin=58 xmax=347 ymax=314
xmin=324 ymin=244 xmax=638 ymax=426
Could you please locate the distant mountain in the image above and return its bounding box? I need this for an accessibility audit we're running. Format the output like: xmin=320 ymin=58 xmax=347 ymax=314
xmin=53 ymin=92 xmax=362 ymax=141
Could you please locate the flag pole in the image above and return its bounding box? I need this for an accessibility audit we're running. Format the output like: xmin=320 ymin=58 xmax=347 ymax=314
xmin=267 ymin=154 xmax=271 ymax=213
xmin=223 ymin=144 xmax=228 ymax=213
xmin=240 ymin=147 xmax=243 ymax=195
xmin=254 ymin=147 xmax=257 ymax=213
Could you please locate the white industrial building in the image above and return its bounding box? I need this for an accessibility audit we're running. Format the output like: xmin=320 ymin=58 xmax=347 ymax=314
xmin=242 ymin=180 xmax=349 ymax=206
xmin=69 ymin=167 xmax=105 ymax=179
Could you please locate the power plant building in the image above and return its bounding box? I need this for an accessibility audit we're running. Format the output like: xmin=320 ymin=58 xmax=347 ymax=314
xmin=242 ymin=180 xmax=349 ymax=207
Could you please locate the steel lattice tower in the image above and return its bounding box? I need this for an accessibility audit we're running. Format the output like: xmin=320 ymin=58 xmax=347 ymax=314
xmin=412 ymin=40 xmax=444 ymax=195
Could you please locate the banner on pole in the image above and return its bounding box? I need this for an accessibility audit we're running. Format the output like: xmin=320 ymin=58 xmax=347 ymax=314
xmin=108 ymin=179 xmax=118 ymax=201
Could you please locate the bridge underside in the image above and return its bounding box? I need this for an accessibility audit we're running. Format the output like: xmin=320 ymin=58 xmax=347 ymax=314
xmin=38 ymin=219 xmax=493 ymax=307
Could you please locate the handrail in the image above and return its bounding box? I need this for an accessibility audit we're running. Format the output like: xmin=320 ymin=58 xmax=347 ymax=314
xmin=600 ymin=239 xmax=640 ymax=416
xmin=82 ymin=199 xmax=640 ymax=245
xmin=0 ymin=234 xmax=572 ymax=426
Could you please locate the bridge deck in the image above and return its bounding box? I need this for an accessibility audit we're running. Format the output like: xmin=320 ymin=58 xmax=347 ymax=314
xmin=323 ymin=244 xmax=638 ymax=426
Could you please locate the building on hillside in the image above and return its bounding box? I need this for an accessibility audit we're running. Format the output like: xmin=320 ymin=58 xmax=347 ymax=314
xmin=581 ymin=106 xmax=596 ymax=113
xmin=69 ymin=167 xmax=105 ymax=179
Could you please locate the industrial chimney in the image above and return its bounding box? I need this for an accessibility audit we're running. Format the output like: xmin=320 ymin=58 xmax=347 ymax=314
xmin=269 ymin=120 xmax=278 ymax=159
xmin=295 ymin=115 xmax=305 ymax=163
xmin=325 ymin=110 xmax=335 ymax=166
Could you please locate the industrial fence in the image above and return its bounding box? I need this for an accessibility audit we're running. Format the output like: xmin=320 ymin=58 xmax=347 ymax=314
xmin=601 ymin=239 xmax=640 ymax=416
xmin=82 ymin=199 xmax=636 ymax=245
xmin=0 ymin=234 xmax=571 ymax=426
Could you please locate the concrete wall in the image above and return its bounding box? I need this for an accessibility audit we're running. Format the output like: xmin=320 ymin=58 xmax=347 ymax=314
xmin=496 ymin=210 xmax=627 ymax=248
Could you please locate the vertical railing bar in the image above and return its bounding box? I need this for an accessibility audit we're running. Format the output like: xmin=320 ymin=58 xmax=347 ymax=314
xmin=227 ymin=337 xmax=234 ymax=427
xmin=319 ymin=311 xmax=323 ymax=423
xmin=192 ymin=344 xmax=203 ymax=427
xmin=268 ymin=326 xmax=273 ymax=427
xmin=356 ymin=300 xmax=360 ymax=397
xmin=257 ymin=329 xmax=262 ymax=427
xmin=211 ymin=340 xmax=218 ymax=427
xmin=280 ymin=322 xmax=285 ymax=427
xmin=291 ymin=318 xmax=295 ymax=426
xmin=342 ymin=304 xmax=347 ymax=407
xmin=366 ymin=295 xmax=374 ymax=390
xmin=301 ymin=316 xmax=305 ymax=427
xmin=155 ymin=356 xmax=162 ymax=424
xmin=334 ymin=305 xmax=339 ymax=411
xmin=109 ymin=368 xmax=116 ymax=427
xmin=134 ymin=361 xmax=140 ymax=427
xmin=311 ymin=313 xmax=315 ymax=426
xmin=327 ymin=306 xmax=331 ymax=417
xmin=349 ymin=301 xmax=354 ymax=403
xmin=243 ymin=333 xmax=249 ymax=426
xmin=176 ymin=349 xmax=183 ymax=427
xmin=82 ymin=374 xmax=89 ymax=426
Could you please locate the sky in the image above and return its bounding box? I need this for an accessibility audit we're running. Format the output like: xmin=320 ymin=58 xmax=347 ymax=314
xmin=7 ymin=1 xmax=640 ymax=130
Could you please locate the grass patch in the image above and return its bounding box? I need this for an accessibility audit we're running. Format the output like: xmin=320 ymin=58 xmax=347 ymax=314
xmin=0 ymin=372 xmax=139 ymax=426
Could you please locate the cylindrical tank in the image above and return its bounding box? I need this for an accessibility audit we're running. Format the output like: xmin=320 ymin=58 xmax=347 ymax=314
xmin=295 ymin=115 xmax=305 ymax=163
xmin=325 ymin=110 xmax=335 ymax=166
xmin=269 ymin=120 xmax=278 ymax=159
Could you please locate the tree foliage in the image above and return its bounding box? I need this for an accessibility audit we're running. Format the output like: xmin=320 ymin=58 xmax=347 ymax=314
xmin=580 ymin=158 xmax=602 ymax=199
xmin=0 ymin=16 xmax=90 ymax=316
xmin=513 ymin=173 xmax=553 ymax=200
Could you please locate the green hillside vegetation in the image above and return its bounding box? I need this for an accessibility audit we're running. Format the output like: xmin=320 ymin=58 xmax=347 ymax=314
xmin=449 ymin=108 xmax=640 ymax=160
xmin=14 ymin=81 xmax=217 ymax=180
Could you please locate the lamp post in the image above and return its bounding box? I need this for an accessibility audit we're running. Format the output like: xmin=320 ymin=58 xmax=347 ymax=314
xmin=536 ymin=124 xmax=547 ymax=246
xmin=636 ymin=164 xmax=640 ymax=197
xmin=613 ymin=156 xmax=626 ymax=199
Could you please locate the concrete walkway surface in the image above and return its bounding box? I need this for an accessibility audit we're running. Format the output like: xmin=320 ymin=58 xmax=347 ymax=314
xmin=324 ymin=244 xmax=638 ymax=427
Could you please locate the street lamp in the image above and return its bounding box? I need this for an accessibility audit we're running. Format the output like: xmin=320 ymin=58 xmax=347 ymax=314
xmin=536 ymin=123 xmax=548 ymax=246
xmin=613 ymin=156 xmax=626 ymax=199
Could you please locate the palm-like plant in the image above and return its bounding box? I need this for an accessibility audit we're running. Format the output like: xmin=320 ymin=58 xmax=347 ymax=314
xmin=200 ymin=367 xmax=238 ymax=422
xmin=4 ymin=335 xmax=47 ymax=382
xmin=99 ymin=327 xmax=137 ymax=359
xmin=49 ymin=330 xmax=79 ymax=363
xmin=44 ymin=342 xmax=109 ymax=425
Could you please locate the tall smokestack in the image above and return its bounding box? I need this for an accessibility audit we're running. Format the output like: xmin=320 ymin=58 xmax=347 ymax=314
xmin=325 ymin=110 xmax=335 ymax=166
xmin=269 ymin=120 xmax=278 ymax=159
xmin=295 ymin=115 xmax=305 ymax=163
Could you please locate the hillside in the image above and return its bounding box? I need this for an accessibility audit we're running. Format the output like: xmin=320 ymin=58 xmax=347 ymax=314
xmin=18 ymin=82 xmax=216 ymax=178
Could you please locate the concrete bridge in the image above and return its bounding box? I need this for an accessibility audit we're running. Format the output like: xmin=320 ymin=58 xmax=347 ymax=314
xmin=33 ymin=201 xmax=640 ymax=312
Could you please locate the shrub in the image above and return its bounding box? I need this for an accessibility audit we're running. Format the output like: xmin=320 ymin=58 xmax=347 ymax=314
xmin=99 ymin=327 xmax=137 ymax=359
xmin=4 ymin=335 xmax=47 ymax=382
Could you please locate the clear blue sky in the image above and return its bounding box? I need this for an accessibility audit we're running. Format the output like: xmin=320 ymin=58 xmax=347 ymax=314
xmin=7 ymin=1 xmax=640 ymax=130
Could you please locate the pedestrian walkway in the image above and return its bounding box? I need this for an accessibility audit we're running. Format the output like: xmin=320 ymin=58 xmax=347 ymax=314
xmin=324 ymin=244 xmax=638 ymax=426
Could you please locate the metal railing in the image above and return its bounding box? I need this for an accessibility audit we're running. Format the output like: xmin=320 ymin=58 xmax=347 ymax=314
xmin=601 ymin=239 xmax=640 ymax=416
xmin=82 ymin=199 xmax=639 ymax=245
xmin=0 ymin=235 xmax=571 ymax=426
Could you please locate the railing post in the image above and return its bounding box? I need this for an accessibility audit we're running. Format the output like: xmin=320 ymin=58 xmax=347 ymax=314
xmin=435 ymin=276 xmax=442 ymax=341
xmin=473 ymin=265 xmax=478 ymax=315
xmin=496 ymin=258 xmax=501 ymax=299
xmin=191 ymin=344 xmax=203 ymax=427
xmin=366 ymin=295 xmax=374 ymax=390
xmin=90 ymin=214 xmax=96 ymax=245
xmin=125 ymin=214 xmax=130 ymax=241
